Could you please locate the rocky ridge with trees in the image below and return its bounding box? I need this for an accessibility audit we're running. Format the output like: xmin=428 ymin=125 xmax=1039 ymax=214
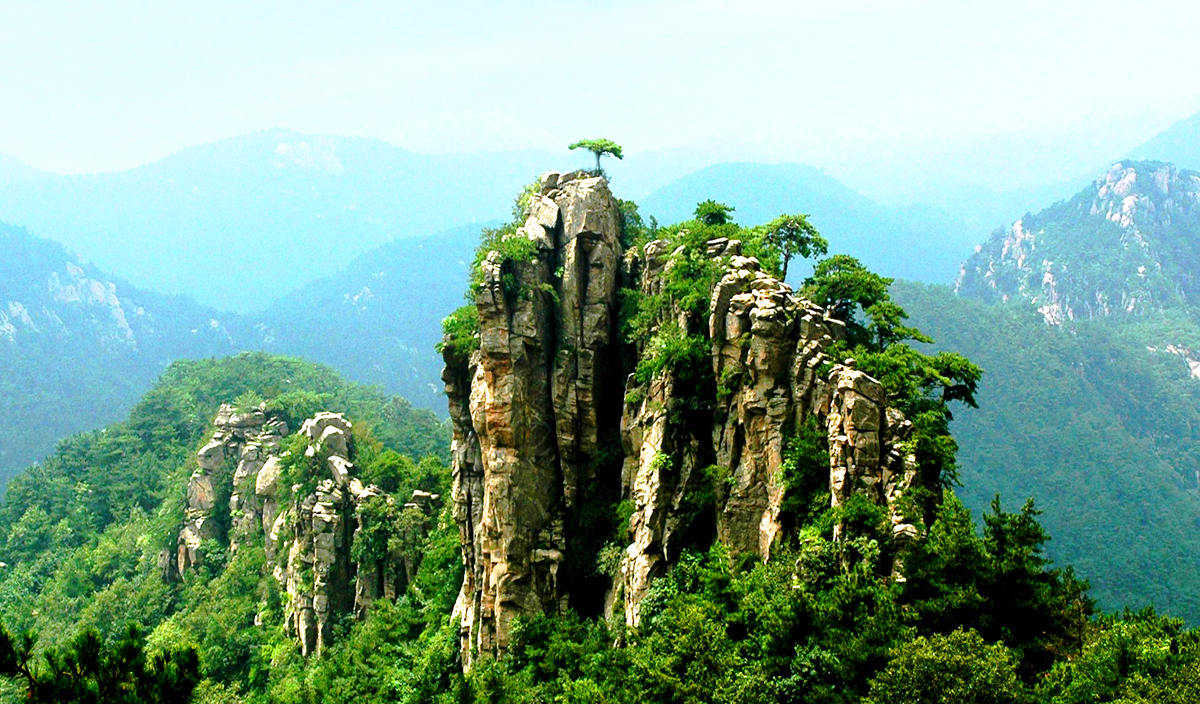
xmin=173 ymin=404 xmax=442 ymax=658
xmin=441 ymin=169 xmax=974 ymax=666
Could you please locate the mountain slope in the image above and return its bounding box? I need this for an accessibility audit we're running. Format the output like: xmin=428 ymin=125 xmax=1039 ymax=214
xmin=1128 ymin=110 xmax=1200 ymax=171
xmin=901 ymin=159 xmax=1200 ymax=621
xmin=0 ymin=153 xmax=49 ymax=186
xmin=0 ymin=131 xmax=554 ymax=312
xmin=640 ymin=162 xmax=972 ymax=283
xmin=958 ymin=161 xmax=1200 ymax=323
xmin=894 ymin=281 xmax=1200 ymax=619
xmin=0 ymin=222 xmax=267 ymax=484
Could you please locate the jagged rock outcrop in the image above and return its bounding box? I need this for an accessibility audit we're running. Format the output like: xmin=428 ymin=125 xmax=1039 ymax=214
xmin=176 ymin=406 xmax=439 ymax=656
xmin=617 ymin=247 xmax=919 ymax=626
xmin=444 ymin=169 xmax=625 ymax=666
xmin=179 ymin=404 xmax=288 ymax=573
xmin=957 ymin=161 xmax=1200 ymax=323
xmin=444 ymin=172 xmax=928 ymax=662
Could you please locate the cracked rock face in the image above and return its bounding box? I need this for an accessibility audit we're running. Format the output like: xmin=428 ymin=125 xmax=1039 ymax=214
xmin=444 ymin=174 xmax=927 ymax=661
xmin=176 ymin=406 xmax=440 ymax=656
xmin=179 ymin=403 xmax=288 ymax=574
xmin=616 ymin=250 xmax=923 ymax=627
xmin=443 ymin=170 xmax=625 ymax=667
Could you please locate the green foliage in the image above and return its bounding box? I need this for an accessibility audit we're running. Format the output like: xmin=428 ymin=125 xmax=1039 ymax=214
xmin=901 ymin=493 xmax=1094 ymax=678
xmin=778 ymin=417 xmax=832 ymax=533
xmin=759 ymin=212 xmax=828 ymax=280
xmin=694 ymin=199 xmax=735 ymax=225
xmin=1039 ymin=610 xmax=1200 ymax=703
xmin=0 ymin=623 xmax=201 ymax=703
xmin=634 ymin=320 xmax=709 ymax=386
xmin=799 ymin=258 xmax=981 ymax=490
xmin=893 ymin=281 xmax=1200 ymax=621
xmin=865 ymin=629 xmax=1027 ymax=704
xmin=617 ymin=198 xmax=652 ymax=250
xmin=803 ymin=254 xmax=894 ymax=343
xmin=568 ymin=138 xmax=624 ymax=174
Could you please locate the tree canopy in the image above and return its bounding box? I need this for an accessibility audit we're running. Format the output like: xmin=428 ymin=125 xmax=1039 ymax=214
xmin=568 ymin=138 xmax=624 ymax=175
xmin=0 ymin=624 xmax=201 ymax=704
xmin=694 ymin=199 xmax=735 ymax=225
xmin=760 ymin=212 xmax=828 ymax=280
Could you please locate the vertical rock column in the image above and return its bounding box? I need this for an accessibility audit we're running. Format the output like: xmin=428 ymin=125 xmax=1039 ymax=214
xmin=444 ymin=171 xmax=624 ymax=666
xmin=825 ymin=362 xmax=921 ymax=570
xmin=178 ymin=404 xmax=286 ymax=575
xmin=709 ymin=251 xmax=839 ymax=561
xmin=617 ymin=239 xmax=706 ymax=627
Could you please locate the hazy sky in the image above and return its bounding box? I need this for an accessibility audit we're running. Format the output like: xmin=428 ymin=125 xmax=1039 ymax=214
xmin=3 ymin=0 xmax=1200 ymax=180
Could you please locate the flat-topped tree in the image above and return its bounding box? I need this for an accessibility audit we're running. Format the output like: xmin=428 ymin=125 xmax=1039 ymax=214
xmin=569 ymin=138 xmax=623 ymax=175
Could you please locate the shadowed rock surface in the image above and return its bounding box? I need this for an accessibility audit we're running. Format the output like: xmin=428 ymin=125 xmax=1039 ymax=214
xmin=443 ymin=172 xmax=929 ymax=664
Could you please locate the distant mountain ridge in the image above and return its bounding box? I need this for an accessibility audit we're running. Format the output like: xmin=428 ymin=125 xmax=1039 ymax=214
xmin=639 ymin=162 xmax=972 ymax=283
xmin=259 ymin=222 xmax=483 ymax=412
xmin=0 ymin=130 xmax=556 ymax=312
xmin=1129 ymin=110 xmax=1200 ymax=172
xmin=957 ymin=160 xmax=1200 ymax=323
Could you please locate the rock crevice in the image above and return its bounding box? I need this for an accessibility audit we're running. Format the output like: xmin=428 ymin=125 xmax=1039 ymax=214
xmin=174 ymin=406 xmax=439 ymax=656
xmin=444 ymin=172 xmax=927 ymax=662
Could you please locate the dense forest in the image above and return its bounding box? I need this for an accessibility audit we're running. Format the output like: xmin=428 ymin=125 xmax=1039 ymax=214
xmin=4 ymin=179 xmax=1200 ymax=704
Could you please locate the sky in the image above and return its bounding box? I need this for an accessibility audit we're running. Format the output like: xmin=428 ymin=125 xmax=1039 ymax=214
xmin=3 ymin=0 xmax=1200 ymax=197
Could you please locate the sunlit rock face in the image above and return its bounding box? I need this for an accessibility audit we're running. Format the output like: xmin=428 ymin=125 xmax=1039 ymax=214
xmin=176 ymin=406 xmax=439 ymax=656
xmin=443 ymin=170 xmax=625 ymax=667
xmin=444 ymin=172 xmax=924 ymax=665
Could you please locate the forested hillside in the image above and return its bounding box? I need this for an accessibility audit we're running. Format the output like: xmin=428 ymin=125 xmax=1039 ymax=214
xmin=907 ymin=160 xmax=1200 ymax=622
xmin=894 ymin=282 xmax=1200 ymax=619
xmin=0 ymin=354 xmax=451 ymax=702
xmin=6 ymin=173 xmax=1200 ymax=704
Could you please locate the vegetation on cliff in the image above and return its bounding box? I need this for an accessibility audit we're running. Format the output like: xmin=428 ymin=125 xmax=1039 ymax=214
xmin=5 ymin=175 xmax=1200 ymax=703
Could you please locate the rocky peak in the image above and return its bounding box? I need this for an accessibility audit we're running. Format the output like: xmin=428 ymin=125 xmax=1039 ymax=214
xmin=443 ymin=172 xmax=926 ymax=664
xmin=170 ymin=404 xmax=440 ymax=656
xmin=443 ymin=169 xmax=625 ymax=667
xmin=957 ymin=161 xmax=1200 ymax=323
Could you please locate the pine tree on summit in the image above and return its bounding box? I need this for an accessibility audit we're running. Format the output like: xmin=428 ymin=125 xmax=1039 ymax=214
xmin=568 ymin=138 xmax=623 ymax=175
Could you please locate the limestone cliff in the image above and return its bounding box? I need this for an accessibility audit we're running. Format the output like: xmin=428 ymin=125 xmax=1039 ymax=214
xmin=173 ymin=404 xmax=440 ymax=656
xmin=443 ymin=171 xmax=925 ymax=664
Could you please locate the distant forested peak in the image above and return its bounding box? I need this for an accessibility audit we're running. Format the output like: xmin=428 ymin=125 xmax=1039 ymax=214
xmin=957 ymin=160 xmax=1200 ymax=323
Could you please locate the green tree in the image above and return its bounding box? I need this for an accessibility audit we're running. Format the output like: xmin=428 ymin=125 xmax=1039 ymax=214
xmin=865 ymin=629 xmax=1028 ymax=704
xmin=568 ymin=138 xmax=624 ymax=175
xmin=760 ymin=213 xmax=828 ymax=280
xmin=694 ymin=199 xmax=735 ymax=225
xmin=0 ymin=624 xmax=201 ymax=703
xmin=802 ymin=254 xmax=893 ymax=343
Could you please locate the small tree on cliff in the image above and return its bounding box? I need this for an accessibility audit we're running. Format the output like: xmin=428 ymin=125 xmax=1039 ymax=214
xmin=569 ymin=138 xmax=623 ymax=176
xmin=695 ymin=200 xmax=735 ymax=225
xmin=761 ymin=212 xmax=828 ymax=280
